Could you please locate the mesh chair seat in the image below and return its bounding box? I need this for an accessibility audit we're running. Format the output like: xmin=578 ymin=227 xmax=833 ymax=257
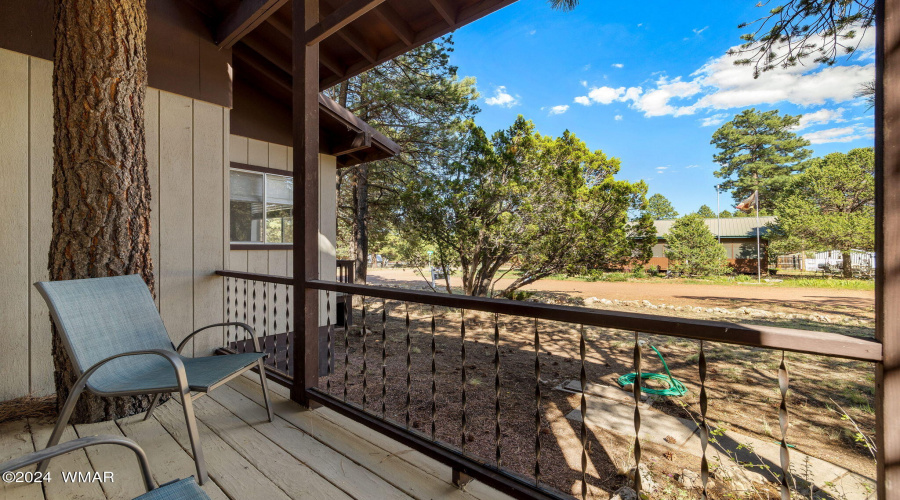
xmin=134 ymin=477 xmax=210 ymax=500
xmin=88 ymin=352 xmax=266 ymax=395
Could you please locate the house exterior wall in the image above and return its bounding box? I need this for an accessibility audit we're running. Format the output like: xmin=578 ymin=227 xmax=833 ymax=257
xmin=0 ymin=48 xmax=338 ymax=402
xmin=646 ymin=238 xmax=768 ymax=274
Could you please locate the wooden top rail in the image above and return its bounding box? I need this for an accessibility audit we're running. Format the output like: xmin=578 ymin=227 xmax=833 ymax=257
xmin=306 ymin=280 xmax=883 ymax=363
xmin=216 ymin=270 xmax=294 ymax=286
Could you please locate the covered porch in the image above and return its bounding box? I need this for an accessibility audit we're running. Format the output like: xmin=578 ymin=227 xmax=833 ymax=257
xmin=0 ymin=375 xmax=507 ymax=500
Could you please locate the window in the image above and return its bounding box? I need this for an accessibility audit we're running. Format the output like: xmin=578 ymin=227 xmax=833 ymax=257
xmin=230 ymin=169 xmax=294 ymax=244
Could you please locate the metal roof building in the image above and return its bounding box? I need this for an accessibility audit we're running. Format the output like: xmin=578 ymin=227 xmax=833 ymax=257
xmin=652 ymin=216 xmax=777 ymax=239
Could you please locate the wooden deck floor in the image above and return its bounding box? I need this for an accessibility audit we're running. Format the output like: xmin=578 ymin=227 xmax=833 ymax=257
xmin=0 ymin=376 xmax=512 ymax=500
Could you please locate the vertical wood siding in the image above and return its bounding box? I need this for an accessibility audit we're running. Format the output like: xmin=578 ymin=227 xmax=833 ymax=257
xmin=0 ymin=48 xmax=230 ymax=400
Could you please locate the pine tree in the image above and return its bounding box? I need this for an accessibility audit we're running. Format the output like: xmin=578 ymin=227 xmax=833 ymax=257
xmin=665 ymin=214 xmax=730 ymax=276
xmin=646 ymin=193 xmax=679 ymax=220
xmin=712 ymin=109 xmax=811 ymax=211
xmin=696 ymin=205 xmax=716 ymax=218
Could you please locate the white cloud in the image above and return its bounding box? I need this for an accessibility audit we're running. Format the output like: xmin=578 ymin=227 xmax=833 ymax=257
xmin=484 ymin=86 xmax=519 ymax=107
xmin=700 ymin=113 xmax=730 ymax=127
xmin=656 ymin=166 xmax=669 ymax=173
xmin=549 ymin=105 xmax=570 ymax=115
xmin=803 ymin=125 xmax=874 ymax=144
xmin=612 ymin=63 xmax=624 ymax=69
xmin=574 ymin=96 xmax=591 ymax=106
xmin=580 ymin=80 xmax=588 ymax=88
xmin=582 ymin=64 xmax=592 ymax=71
xmin=685 ymin=164 xmax=700 ymax=169
xmin=693 ymin=26 xmax=708 ymax=35
xmin=570 ymin=29 xmax=875 ymax=119
xmin=528 ymin=29 xmax=537 ymax=35
xmin=614 ymin=115 xmax=623 ymax=121
xmin=795 ymin=108 xmax=846 ymax=130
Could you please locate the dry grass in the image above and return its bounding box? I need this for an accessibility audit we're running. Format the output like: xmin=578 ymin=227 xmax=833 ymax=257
xmin=0 ymin=394 xmax=57 ymax=424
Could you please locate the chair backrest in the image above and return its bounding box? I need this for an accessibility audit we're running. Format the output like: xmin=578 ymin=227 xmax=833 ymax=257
xmin=35 ymin=275 xmax=174 ymax=375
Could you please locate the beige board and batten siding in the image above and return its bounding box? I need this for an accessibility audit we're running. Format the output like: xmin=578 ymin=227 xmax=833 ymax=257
xmin=228 ymin=134 xmax=337 ymax=330
xmin=0 ymin=47 xmax=229 ymax=400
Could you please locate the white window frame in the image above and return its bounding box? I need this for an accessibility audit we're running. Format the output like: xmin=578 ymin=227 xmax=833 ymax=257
xmin=230 ymin=167 xmax=294 ymax=245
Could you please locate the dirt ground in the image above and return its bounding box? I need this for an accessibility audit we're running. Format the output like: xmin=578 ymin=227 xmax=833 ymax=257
xmin=366 ymin=268 xmax=875 ymax=321
xmin=316 ymin=296 xmax=877 ymax=499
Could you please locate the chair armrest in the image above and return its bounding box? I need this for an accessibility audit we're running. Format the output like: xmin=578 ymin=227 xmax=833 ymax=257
xmin=78 ymin=349 xmax=189 ymax=396
xmin=1 ymin=435 xmax=157 ymax=493
xmin=176 ymin=322 xmax=261 ymax=354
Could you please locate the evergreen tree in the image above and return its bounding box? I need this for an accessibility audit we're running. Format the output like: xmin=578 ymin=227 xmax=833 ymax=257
xmin=646 ymin=193 xmax=679 ymax=220
xmin=697 ymin=205 xmax=716 ymax=218
xmin=769 ymin=148 xmax=875 ymax=278
xmin=665 ymin=214 xmax=731 ymax=277
xmin=712 ymin=109 xmax=811 ymax=211
xmin=719 ymin=210 xmax=733 ymax=218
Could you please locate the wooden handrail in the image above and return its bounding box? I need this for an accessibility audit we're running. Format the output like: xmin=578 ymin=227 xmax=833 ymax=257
xmin=216 ymin=270 xmax=293 ymax=286
xmin=213 ymin=270 xmax=882 ymax=362
xmin=306 ymin=280 xmax=882 ymax=363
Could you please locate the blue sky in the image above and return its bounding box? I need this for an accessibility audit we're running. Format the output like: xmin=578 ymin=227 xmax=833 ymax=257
xmin=449 ymin=0 xmax=876 ymax=215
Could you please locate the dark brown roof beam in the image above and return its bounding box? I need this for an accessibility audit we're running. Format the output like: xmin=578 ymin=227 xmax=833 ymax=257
xmin=428 ymin=0 xmax=457 ymax=26
xmin=234 ymin=49 xmax=291 ymax=92
xmin=304 ymin=0 xmax=386 ymax=46
xmin=330 ymin=131 xmax=373 ymax=156
xmin=217 ymin=0 xmax=289 ymax=49
xmin=243 ymin=33 xmax=345 ymax=81
xmin=320 ymin=1 xmax=377 ymax=63
xmin=259 ymin=16 xmax=346 ymax=79
xmin=320 ymin=0 xmax=519 ymax=89
xmin=373 ymin=4 xmax=413 ymax=46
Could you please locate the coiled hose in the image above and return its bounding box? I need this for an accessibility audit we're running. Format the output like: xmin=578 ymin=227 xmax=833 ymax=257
xmin=616 ymin=344 xmax=688 ymax=397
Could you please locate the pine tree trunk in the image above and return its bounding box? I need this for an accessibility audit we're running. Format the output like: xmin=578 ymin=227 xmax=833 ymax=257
xmin=49 ymin=0 xmax=156 ymax=424
xmin=842 ymin=251 xmax=853 ymax=279
xmin=351 ymin=165 xmax=370 ymax=286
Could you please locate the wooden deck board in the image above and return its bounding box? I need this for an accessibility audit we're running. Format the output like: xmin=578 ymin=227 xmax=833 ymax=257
xmin=29 ymin=422 xmax=106 ymax=500
xmin=228 ymin=377 xmax=485 ymax=500
xmin=117 ymin=414 xmax=230 ymax=500
xmin=0 ymin=420 xmax=44 ymax=500
xmin=73 ymin=419 xmax=146 ymax=500
xmin=0 ymin=379 xmax=509 ymax=500
xmin=187 ymin=394 xmax=353 ymax=500
xmin=151 ymin=399 xmax=293 ymax=500
xmin=208 ymin=384 xmax=414 ymax=500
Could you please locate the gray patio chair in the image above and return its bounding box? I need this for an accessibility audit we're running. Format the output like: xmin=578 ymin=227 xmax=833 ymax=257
xmin=34 ymin=274 xmax=275 ymax=485
xmin=1 ymin=435 xmax=211 ymax=499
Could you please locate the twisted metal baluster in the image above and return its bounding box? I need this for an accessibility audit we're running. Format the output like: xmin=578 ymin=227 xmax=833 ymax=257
xmin=273 ymin=284 xmax=280 ymax=370
xmin=382 ymin=298 xmax=387 ymax=419
xmin=242 ymin=279 xmax=248 ymax=352
xmin=494 ymin=314 xmax=502 ymax=469
xmin=431 ymin=305 xmax=437 ymax=441
xmin=461 ymin=311 xmax=468 ymax=452
xmin=534 ymin=318 xmax=541 ymax=486
xmin=262 ymin=282 xmax=268 ymax=355
xmin=405 ymin=302 xmax=411 ymax=430
xmin=250 ymin=281 xmax=257 ymax=355
xmin=225 ymin=277 xmax=232 ymax=346
xmin=580 ymin=325 xmax=588 ymax=500
xmin=699 ymin=341 xmax=710 ymax=500
xmin=326 ymin=290 xmax=332 ymax=393
xmin=343 ymin=291 xmax=350 ymax=402
xmin=286 ymin=284 xmax=291 ymax=374
xmin=362 ymin=298 xmax=368 ymax=410
xmin=778 ymin=351 xmax=792 ymax=500
xmin=632 ymin=331 xmax=643 ymax=493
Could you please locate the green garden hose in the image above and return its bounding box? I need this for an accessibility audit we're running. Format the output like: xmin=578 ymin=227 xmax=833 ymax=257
xmin=616 ymin=344 xmax=688 ymax=397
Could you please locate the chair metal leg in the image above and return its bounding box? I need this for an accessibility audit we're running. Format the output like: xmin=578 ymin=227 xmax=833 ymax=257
xmin=257 ymin=359 xmax=274 ymax=422
xmin=179 ymin=387 xmax=207 ymax=485
xmin=36 ymin=382 xmax=86 ymax=474
xmin=144 ymin=393 xmax=164 ymax=421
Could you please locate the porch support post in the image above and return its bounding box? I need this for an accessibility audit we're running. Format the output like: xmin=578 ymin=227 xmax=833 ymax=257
xmin=877 ymin=0 xmax=900 ymax=496
xmin=291 ymin=0 xmax=320 ymax=406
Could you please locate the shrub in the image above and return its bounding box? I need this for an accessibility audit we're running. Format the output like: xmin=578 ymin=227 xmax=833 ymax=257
xmin=632 ymin=266 xmax=648 ymax=278
xmin=665 ymin=213 xmax=731 ymax=277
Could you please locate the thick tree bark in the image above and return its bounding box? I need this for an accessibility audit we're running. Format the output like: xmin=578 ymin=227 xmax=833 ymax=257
xmin=843 ymin=251 xmax=854 ymax=279
xmin=351 ymin=165 xmax=370 ymax=286
xmin=49 ymin=0 xmax=156 ymax=424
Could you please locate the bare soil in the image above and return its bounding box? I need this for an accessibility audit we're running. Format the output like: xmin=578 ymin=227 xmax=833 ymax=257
xmin=366 ymin=268 xmax=875 ymax=321
xmin=316 ymin=296 xmax=876 ymax=499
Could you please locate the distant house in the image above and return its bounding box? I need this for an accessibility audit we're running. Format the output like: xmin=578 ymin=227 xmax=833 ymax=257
xmin=646 ymin=217 xmax=776 ymax=273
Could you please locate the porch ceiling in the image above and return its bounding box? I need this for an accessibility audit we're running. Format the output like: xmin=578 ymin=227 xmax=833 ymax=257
xmin=193 ymin=0 xmax=517 ymax=90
